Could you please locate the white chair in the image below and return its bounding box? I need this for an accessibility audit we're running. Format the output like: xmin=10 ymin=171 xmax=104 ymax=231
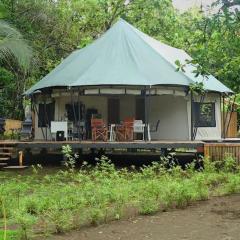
xmin=109 ymin=124 xmax=118 ymax=141
xmin=148 ymin=120 xmax=160 ymax=141
xmin=133 ymin=120 xmax=145 ymax=140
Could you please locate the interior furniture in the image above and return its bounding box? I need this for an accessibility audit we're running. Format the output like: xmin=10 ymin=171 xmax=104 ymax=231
xmin=73 ymin=121 xmax=86 ymax=140
xmin=109 ymin=124 xmax=116 ymax=141
xmin=148 ymin=120 xmax=160 ymax=141
xmin=133 ymin=120 xmax=145 ymax=140
xmin=67 ymin=121 xmax=74 ymax=140
xmin=51 ymin=121 xmax=68 ymax=140
xmin=56 ymin=131 xmax=65 ymax=141
xmin=116 ymin=117 xmax=135 ymax=141
xmin=91 ymin=118 xmax=108 ymax=141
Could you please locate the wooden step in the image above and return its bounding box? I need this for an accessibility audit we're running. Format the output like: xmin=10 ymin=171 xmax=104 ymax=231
xmin=0 ymin=157 xmax=10 ymax=161
xmin=0 ymin=163 xmax=7 ymax=167
xmin=0 ymin=147 xmax=14 ymax=150
xmin=3 ymin=166 xmax=28 ymax=170
xmin=0 ymin=152 xmax=12 ymax=156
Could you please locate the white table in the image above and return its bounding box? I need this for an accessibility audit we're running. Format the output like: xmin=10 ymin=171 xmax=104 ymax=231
xmin=51 ymin=121 xmax=68 ymax=140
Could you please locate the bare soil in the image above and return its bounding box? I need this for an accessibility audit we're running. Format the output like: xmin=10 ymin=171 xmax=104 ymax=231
xmin=51 ymin=194 xmax=240 ymax=240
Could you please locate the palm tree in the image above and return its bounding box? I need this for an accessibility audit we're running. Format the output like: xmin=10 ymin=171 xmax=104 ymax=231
xmin=0 ymin=20 xmax=32 ymax=70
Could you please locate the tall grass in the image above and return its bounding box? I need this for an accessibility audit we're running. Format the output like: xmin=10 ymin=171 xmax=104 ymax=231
xmin=0 ymin=149 xmax=240 ymax=239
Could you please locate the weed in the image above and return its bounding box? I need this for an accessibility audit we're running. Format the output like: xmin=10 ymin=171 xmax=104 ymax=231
xmin=0 ymin=153 xmax=239 ymax=239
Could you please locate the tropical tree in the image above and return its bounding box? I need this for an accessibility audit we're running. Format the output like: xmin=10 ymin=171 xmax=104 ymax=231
xmin=0 ymin=20 xmax=32 ymax=70
xmin=0 ymin=20 xmax=32 ymax=119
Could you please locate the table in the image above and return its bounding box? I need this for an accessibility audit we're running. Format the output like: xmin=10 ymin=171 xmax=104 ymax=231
xmin=51 ymin=121 xmax=73 ymax=140
xmin=109 ymin=123 xmax=151 ymax=141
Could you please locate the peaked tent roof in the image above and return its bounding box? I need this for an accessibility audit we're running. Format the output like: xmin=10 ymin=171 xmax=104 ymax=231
xmin=25 ymin=19 xmax=232 ymax=95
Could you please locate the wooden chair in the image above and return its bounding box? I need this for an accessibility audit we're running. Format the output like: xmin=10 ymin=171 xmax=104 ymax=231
xmin=91 ymin=118 xmax=108 ymax=141
xmin=116 ymin=117 xmax=135 ymax=141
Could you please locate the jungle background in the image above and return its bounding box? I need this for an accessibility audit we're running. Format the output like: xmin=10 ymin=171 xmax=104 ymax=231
xmin=0 ymin=0 xmax=239 ymax=121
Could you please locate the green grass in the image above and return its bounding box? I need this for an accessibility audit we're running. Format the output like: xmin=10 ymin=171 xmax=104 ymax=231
xmin=0 ymin=230 xmax=20 ymax=240
xmin=0 ymin=154 xmax=240 ymax=239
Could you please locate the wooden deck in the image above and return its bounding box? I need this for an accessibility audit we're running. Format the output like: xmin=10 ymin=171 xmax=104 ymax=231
xmin=0 ymin=140 xmax=204 ymax=150
xmin=1 ymin=139 xmax=240 ymax=167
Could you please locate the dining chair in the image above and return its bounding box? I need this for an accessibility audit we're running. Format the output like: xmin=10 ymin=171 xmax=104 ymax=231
xmin=116 ymin=117 xmax=135 ymax=141
xmin=133 ymin=120 xmax=145 ymax=140
xmin=91 ymin=118 xmax=108 ymax=141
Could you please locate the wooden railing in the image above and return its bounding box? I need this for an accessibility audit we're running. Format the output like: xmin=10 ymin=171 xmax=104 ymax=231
xmin=204 ymin=143 xmax=240 ymax=164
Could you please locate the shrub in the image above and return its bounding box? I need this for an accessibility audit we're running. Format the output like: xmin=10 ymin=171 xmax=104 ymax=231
xmin=0 ymin=151 xmax=240 ymax=239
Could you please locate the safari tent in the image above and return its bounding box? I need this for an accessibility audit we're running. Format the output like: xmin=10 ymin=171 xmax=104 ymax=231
xmin=25 ymin=19 xmax=233 ymax=142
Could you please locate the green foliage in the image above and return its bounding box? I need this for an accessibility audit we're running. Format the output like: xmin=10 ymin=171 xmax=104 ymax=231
xmin=61 ymin=145 xmax=77 ymax=171
xmin=0 ymin=20 xmax=32 ymax=70
xmin=0 ymin=153 xmax=240 ymax=238
xmin=0 ymin=230 xmax=20 ymax=240
xmin=14 ymin=211 xmax=37 ymax=240
xmin=0 ymin=0 xmax=239 ymax=118
xmin=189 ymin=82 xmax=206 ymax=95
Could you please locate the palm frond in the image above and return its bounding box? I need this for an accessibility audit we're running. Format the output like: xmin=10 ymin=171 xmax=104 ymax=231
xmin=0 ymin=20 xmax=32 ymax=70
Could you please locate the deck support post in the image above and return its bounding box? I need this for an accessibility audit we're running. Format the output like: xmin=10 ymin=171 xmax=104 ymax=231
xmin=19 ymin=151 xmax=23 ymax=166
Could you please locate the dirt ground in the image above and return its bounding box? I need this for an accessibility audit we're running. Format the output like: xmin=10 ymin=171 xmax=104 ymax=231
xmin=52 ymin=194 xmax=240 ymax=240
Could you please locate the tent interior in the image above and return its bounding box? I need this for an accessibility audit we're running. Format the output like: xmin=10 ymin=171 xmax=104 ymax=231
xmin=33 ymin=86 xmax=221 ymax=141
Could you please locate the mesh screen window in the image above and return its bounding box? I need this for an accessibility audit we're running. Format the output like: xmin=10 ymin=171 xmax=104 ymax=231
xmin=193 ymin=102 xmax=216 ymax=127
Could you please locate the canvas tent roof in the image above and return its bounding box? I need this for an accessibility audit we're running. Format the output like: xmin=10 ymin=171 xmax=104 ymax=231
xmin=25 ymin=19 xmax=232 ymax=95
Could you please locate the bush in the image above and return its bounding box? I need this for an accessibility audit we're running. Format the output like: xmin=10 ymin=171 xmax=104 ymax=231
xmin=0 ymin=230 xmax=20 ymax=240
xmin=0 ymin=155 xmax=239 ymax=238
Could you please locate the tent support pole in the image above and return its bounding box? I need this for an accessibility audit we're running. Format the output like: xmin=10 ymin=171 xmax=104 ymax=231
xmin=144 ymin=87 xmax=147 ymax=141
xmin=220 ymin=94 xmax=223 ymax=138
xmin=78 ymin=88 xmax=81 ymax=141
xmin=44 ymin=98 xmax=48 ymax=141
xmin=71 ymin=89 xmax=77 ymax=124
xmin=190 ymin=92 xmax=194 ymax=141
xmin=147 ymin=86 xmax=151 ymax=141
xmin=43 ymin=95 xmax=52 ymax=141
xmin=71 ymin=88 xmax=77 ymax=141
xmin=223 ymin=95 xmax=226 ymax=139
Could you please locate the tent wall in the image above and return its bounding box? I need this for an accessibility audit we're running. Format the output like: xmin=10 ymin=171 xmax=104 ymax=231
xmin=188 ymin=93 xmax=222 ymax=140
xmin=149 ymin=95 xmax=189 ymax=140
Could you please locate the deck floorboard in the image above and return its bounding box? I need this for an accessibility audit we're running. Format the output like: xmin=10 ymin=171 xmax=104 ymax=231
xmin=0 ymin=140 xmax=204 ymax=150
